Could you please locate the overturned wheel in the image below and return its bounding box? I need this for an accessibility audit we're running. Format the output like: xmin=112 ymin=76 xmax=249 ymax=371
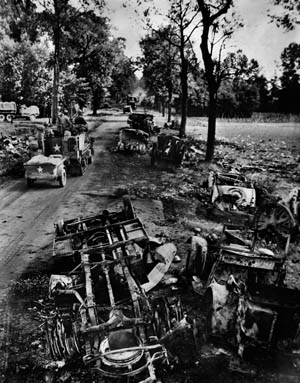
xmin=255 ymin=202 xmax=296 ymax=239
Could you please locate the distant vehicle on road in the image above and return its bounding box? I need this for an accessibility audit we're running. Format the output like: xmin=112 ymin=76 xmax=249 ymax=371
xmin=123 ymin=104 xmax=132 ymax=114
xmin=0 ymin=102 xmax=40 ymax=122
xmin=126 ymin=96 xmax=138 ymax=110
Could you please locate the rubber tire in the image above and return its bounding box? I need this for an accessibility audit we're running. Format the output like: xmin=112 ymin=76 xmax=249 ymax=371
xmin=0 ymin=114 xmax=5 ymax=122
xmin=79 ymin=158 xmax=87 ymax=176
xmin=151 ymin=143 xmax=157 ymax=167
xmin=6 ymin=114 xmax=13 ymax=122
xmin=58 ymin=169 xmax=67 ymax=187
xmin=27 ymin=178 xmax=35 ymax=187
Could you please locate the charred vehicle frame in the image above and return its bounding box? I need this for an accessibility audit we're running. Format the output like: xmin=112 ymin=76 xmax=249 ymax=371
xmin=45 ymin=198 xmax=186 ymax=382
xmin=187 ymin=224 xmax=300 ymax=361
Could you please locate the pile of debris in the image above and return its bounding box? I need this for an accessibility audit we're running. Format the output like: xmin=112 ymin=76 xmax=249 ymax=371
xmin=0 ymin=134 xmax=31 ymax=176
xmin=42 ymin=197 xmax=193 ymax=383
xmin=111 ymin=127 xmax=150 ymax=154
xmin=112 ymin=113 xmax=161 ymax=155
xmin=186 ymin=223 xmax=300 ymax=364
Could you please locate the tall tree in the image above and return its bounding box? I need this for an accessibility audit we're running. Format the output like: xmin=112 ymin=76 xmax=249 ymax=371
xmin=218 ymin=50 xmax=261 ymax=117
xmin=109 ymin=38 xmax=137 ymax=104
xmin=269 ymin=0 xmax=300 ymax=30
xmin=0 ymin=37 xmax=51 ymax=107
xmin=20 ymin=0 xmax=105 ymax=123
xmin=0 ymin=0 xmax=40 ymax=42
xmin=166 ymin=0 xmax=200 ymax=137
xmin=278 ymin=42 xmax=300 ymax=113
xmin=196 ymin=0 xmax=242 ymax=161
xmin=133 ymin=0 xmax=200 ymax=136
xmin=140 ymin=26 xmax=181 ymax=121
xmin=71 ymin=12 xmax=123 ymax=114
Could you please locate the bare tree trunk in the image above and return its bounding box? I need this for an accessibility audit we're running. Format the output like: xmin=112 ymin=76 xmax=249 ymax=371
xmin=92 ymin=89 xmax=98 ymax=115
xmin=179 ymin=58 xmax=188 ymax=138
xmin=167 ymin=101 xmax=172 ymax=122
xmin=51 ymin=0 xmax=61 ymax=125
xmin=51 ymin=60 xmax=59 ymax=124
xmin=198 ymin=0 xmax=233 ymax=162
xmin=162 ymin=98 xmax=165 ymax=117
xmin=205 ymin=94 xmax=217 ymax=161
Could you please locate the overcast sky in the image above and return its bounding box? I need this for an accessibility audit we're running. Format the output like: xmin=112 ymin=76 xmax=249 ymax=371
xmin=106 ymin=0 xmax=300 ymax=80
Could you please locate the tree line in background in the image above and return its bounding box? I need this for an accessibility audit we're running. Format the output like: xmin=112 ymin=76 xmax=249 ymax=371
xmin=0 ymin=0 xmax=138 ymax=120
xmin=140 ymin=1 xmax=300 ymax=120
xmin=0 ymin=0 xmax=299 ymax=160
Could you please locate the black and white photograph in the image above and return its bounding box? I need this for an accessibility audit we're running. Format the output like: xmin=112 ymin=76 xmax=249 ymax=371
xmin=0 ymin=0 xmax=300 ymax=382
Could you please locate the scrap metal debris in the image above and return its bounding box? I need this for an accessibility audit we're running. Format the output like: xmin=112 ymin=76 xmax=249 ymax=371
xmin=209 ymin=172 xmax=256 ymax=214
xmin=113 ymin=128 xmax=150 ymax=154
xmin=187 ymin=223 xmax=300 ymax=363
xmin=112 ymin=113 xmax=160 ymax=154
xmin=0 ymin=134 xmax=31 ymax=176
xmin=151 ymin=134 xmax=186 ymax=168
xmin=45 ymin=197 xmax=188 ymax=382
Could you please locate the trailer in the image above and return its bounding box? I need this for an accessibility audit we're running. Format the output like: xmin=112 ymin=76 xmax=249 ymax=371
xmin=24 ymin=154 xmax=67 ymax=187
xmin=24 ymin=131 xmax=93 ymax=187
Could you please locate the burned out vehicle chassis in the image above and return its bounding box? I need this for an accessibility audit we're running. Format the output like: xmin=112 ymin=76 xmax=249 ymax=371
xmin=189 ymin=225 xmax=300 ymax=361
xmin=208 ymin=171 xmax=300 ymax=244
xmin=46 ymin=198 xmax=184 ymax=382
xmin=208 ymin=172 xmax=256 ymax=216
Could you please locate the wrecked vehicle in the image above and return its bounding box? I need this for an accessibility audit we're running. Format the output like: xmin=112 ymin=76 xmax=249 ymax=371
xmin=151 ymin=134 xmax=186 ymax=168
xmin=255 ymin=186 xmax=300 ymax=242
xmin=46 ymin=198 xmax=187 ymax=382
xmin=114 ymin=128 xmax=150 ymax=155
xmin=113 ymin=113 xmax=159 ymax=154
xmin=123 ymin=105 xmax=132 ymax=114
xmin=208 ymin=172 xmax=299 ymax=242
xmin=127 ymin=113 xmax=157 ymax=135
xmin=209 ymin=172 xmax=256 ymax=214
xmin=188 ymin=225 xmax=300 ymax=360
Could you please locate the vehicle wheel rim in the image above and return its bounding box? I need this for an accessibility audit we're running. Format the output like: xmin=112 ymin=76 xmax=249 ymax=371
xmin=0 ymin=114 xmax=5 ymax=122
xmin=255 ymin=203 xmax=295 ymax=238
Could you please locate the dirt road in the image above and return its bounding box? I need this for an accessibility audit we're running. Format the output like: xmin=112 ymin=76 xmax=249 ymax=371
xmin=0 ymin=115 xmax=128 ymax=379
xmin=0 ymin=113 xmax=177 ymax=382
xmin=0 ymin=117 xmax=116 ymax=295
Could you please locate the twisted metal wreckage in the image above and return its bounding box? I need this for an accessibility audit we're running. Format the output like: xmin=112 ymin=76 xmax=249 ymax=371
xmin=113 ymin=113 xmax=186 ymax=170
xmin=45 ymin=197 xmax=188 ymax=382
xmin=43 ymin=173 xmax=300 ymax=380
xmin=188 ymin=172 xmax=300 ymax=361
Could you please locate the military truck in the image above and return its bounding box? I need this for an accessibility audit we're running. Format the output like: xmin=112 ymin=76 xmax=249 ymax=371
xmin=0 ymin=102 xmax=39 ymax=122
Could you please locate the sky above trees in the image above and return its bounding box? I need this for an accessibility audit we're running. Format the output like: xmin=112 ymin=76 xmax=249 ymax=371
xmin=106 ymin=0 xmax=300 ymax=80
